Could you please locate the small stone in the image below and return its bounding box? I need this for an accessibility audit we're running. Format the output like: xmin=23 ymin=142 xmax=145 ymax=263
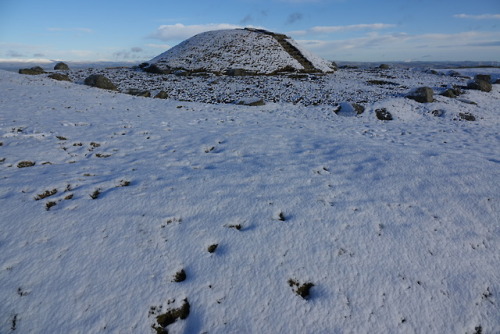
xmin=375 ymin=108 xmax=393 ymax=121
xmin=84 ymin=74 xmax=118 ymax=91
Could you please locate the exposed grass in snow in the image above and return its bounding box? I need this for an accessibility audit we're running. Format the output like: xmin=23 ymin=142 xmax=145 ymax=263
xmin=0 ymin=69 xmax=499 ymax=333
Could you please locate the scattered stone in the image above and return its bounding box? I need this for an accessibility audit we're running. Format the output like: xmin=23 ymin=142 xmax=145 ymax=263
xmin=367 ymin=80 xmax=399 ymax=86
xmin=17 ymin=161 xmax=36 ymax=168
xmin=459 ymin=112 xmax=476 ymax=121
xmin=457 ymin=98 xmax=478 ymax=105
xmin=84 ymin=74 xmax=118 ymax=91
xmin=334 ymin=102 xmax=364 ymax=117
xmin=18 ymin=66 xmax=45 ymax=75
xmin=235 ymin=97 xmax=265 ymax=106
xmin=54 ymin=62 xmax=70 ymax=71
xmin=440 ymin=87 xmax=461 ymax=98
xmin=431 ymin=110 xmax=445 ymax=117
xmin=375 ymin=108 xmax=393 ymax=121
xmin=467 ymin=79 xmax=492 ymax=92
xmin=154 ymin=91 xmax=169 ymax=99
xmin=288 ymin=279 xmax=314 ymax=300
xmin=225 ymin=68 xmax=256 ymax=76
xmin=475 ymin=74 xmax=491 ymax=83
xmin=494 ymin=78 xmax=500 ymax=84
xmin=207 ymin=244 xmax=218 ymax=253
xmin=173 ymin=269 xmax=186 ymax=282
xmin=143 ymin=64 xmax=169 ymax=74
xmin=127 ymin=89 xmax=151 ymax=97
xmin=406 ymin=87 xmax=434 ymax=103
xmin=379 ymin=64 xmax=390 ymax=69
xmin=48 ymin=73 xmax=71 ymax=82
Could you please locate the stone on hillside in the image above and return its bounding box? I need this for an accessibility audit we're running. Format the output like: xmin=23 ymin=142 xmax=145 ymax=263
xmin=459 ymin=112 xmax=476 ymax=121
xmin=440 ymin=87 xmax=461 ymax=98
xmin=54 ymin=62 xmax=70 ymax=71
xmin=375 ymin=108 xmax=393 ymax=121
xmin=225 ymin=68 xmax=256 ymax=76
xmin=431 ymin=110 xmax=445 ymax=117
xmin=154 ymin=91 xmax=169 ymax=99
xmin=475 ymin=74 xmax=491 ymax=83
xmin=406 ymin=87 xmax=434 ymax=103
xmin=48 ymin=73 xmax=71 ymax=82
xmin=467 ymin=78 xmax=492 ymax=92
xmin=235 ymin=97 xmax=265 ymax=106
xmin=19 ymin=66 xmax=45 ymax=75
xmin=144 ymin=64 xmax=169 ymax=74
xmin=127 ymin=89 xmax=151 ymax=97
xmin=84 ymin=74 xmax=118 ymax=91
xmin=334 ymin=102 xmax=364 ymax=117
xmin=379 ymin=64 xmax=390 ymax=69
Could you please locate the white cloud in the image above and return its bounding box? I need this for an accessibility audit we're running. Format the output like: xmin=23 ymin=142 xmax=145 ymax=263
xmin=454 ymin=14 xmax=500 ymax=20
xmin=290 ymin=23 xmax=396 ymax=36
xmin=150 ymin=23 xmax=242 ymax=41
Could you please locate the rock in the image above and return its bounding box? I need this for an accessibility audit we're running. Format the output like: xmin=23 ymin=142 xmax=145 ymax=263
xmin=235 ymin=97 xmax=265 ymax=106
xmin=174 ymin=70 xmax=189 ymax=77
xmin=352 ymin=103 xmax=365 ymax=115
xmin=54 ymin=62 xmax=69 ymax=71
xmin=431 ymin=110 xmax=445 ymax=117
xmin=475 ymin=74 xmax=491 ymax=83
xmin=127 ymin=89 xmax=151 ymax=97
xmin=406 ymin=87 xmax=434 ymax=103
xmin=48 ymin=73 xmax=71 ymax=82
xmin=467 ymin=79 xmax=492 ymax=92
xmin=18 ymin=66 xmax=45 ymax=75
xmin=84 ymin=74 xmax=118 ymax=91
xmin=334 ymin=102 xmax=364 ymax=117
xmin=379 ymin=64 xmax=390 ymax=69
xmin=154 ymin=91 xmax=169 ymax=99
xmin=440 ymin=87 xmax=462 ymax=98
xmin=375 ymin=108 xmax=393 ymax=120
xmin=143 ymin=64 xmax=169 ymax=74
xmin=225 ymin=68 xmax=255 ymax=76
xmin=459 ymin=112 xmax=476 ymax=121
xmin=494 ymin=78 xmax=500 ymax=84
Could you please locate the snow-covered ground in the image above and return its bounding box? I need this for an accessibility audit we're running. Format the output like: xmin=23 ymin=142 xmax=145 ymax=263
xmin=0 ymin=68 xmax=499 ymax=333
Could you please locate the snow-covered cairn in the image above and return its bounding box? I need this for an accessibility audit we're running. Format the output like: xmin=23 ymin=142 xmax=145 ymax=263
xmin=144 ymin=28 xmax=336 ymax=75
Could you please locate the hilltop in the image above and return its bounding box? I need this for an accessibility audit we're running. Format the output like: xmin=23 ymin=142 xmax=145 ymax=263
xmin=145 ymin=28 xmax=335 ymax=75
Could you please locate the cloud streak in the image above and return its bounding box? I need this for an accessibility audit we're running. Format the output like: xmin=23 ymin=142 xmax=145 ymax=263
xmin=454 ymin=14 xmax=500 ymax=20
xmin=290 ymin=23 xmax=396 ymax=35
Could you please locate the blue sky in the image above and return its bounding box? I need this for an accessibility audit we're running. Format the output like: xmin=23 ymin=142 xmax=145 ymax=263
xmin=1 ymin=0 xmax=499 ymax=63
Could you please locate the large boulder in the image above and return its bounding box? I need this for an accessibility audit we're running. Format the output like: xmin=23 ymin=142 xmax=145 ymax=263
xmin=54 ymin=62 xmax=70 ymax=71
xmin=467 ymin=75 xmax=492 ymax=92
xmin=406 ymin=87 xmax=434 ymax=103
xmin=19 ymin=66 xmax=45 ymax=75
xmin=84 ymin=74 xmax=118 ymax=91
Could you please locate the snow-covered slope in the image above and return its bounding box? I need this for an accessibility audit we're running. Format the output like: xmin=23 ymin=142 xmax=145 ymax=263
xmin=149 ymin=29 xmax=335 ymax=74
xmin=1 ymin=69 xmax=499 ymax=333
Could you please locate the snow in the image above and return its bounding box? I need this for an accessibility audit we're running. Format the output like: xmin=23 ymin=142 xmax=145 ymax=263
xmin=149 ymin=29 xmax=333 ymax=74
xmin=1 ymin=68 xmax=499 ymax=333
